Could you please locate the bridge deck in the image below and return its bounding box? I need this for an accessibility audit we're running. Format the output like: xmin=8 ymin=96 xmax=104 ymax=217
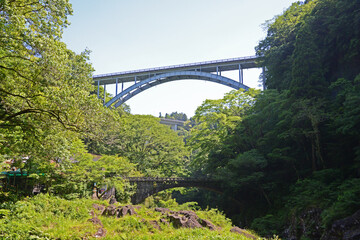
xmin=93 ymin=56 xmax=257 ymax=85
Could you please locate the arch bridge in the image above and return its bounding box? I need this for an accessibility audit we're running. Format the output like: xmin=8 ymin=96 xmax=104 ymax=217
xmin=123 ymin=177 xmax=222 ymax=204
xmin=93 ymin=56 xmax=263 ymax=108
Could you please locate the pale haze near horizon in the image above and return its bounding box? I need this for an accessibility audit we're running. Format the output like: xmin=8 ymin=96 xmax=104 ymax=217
xmin=63 ymin=0 xmax=297 ymax=117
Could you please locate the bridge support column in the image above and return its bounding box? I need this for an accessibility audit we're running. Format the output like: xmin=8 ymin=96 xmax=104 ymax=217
xmin=115 ymin=78 xmax=118 ymax=95
xmin=97 ymin=81 xmax=100 ymax=98
xmin=239 ymin=64 xmax=243 ymax=84
xmin=216 ymin=66 xmax=221 ymax=76
xmin=103 ymin=84 xmax=106 ymax=104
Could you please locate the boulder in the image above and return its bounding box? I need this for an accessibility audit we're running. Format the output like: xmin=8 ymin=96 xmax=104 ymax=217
xmin=178 ymin=210 xmax=199 ymax=220
xmin=88 ymin=216 xmax=103 ymax=227
xmin=94 ymin=227 xmax=107 ymax=238
xmin=199 ymin=219 xmax=217 ymax=230
xmin=168 ymin=212 xmax=203 ymax=229
xmin=133 ymin=205 xmax=142 ymax=210
xmin=155 ymin=207 xmax=172 ymax=214
xmin=103 ymin=205 xmax=117 ymax=216
xmin=117 ymin=205 xmax=138 ymax=217
xmin=230 ymin=227 xmax=257 ymax=239
xmin=184 ymin=215 xmax=203 ymax=229
xmin=92 ymin=204 xmax=106 ymax=215
xmin=149 ymin=220 xmax=161 ymax=230
xmin=160 ymin=218 xmax=170 ymax=226
xmin=168 ymin=214 xmax=185 ymax=228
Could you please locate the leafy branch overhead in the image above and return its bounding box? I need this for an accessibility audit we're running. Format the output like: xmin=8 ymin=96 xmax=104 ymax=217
xmin=0 ymin=0 xmax=117 ymax=165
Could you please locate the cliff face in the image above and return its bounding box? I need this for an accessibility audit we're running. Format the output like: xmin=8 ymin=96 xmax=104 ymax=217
xmin=283 ymin=209 xmax=360 ymax=240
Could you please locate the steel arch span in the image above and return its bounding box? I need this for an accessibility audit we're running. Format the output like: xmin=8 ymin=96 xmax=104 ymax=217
xmin=105 ymin=71 xmax=250 ymax=108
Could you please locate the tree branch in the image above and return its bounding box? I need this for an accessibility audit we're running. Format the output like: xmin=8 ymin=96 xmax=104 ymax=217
xmin=0 ymin=65 xmax=35 ymax=83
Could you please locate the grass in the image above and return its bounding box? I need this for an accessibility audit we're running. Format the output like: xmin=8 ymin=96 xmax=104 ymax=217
xmin=0 ymin=194 xmax=278 ymax=239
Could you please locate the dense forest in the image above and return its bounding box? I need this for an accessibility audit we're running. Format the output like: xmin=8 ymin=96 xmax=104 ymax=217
xmin=1 ymin=0 xmax=360 ymax=239
xmin=176 ymin=0 xmax=360 ymax=239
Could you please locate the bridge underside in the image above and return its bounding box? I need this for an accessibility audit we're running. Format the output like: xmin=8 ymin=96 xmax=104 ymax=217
xmin=93 ymin=56 xmax=264 ymax=107
xmin=105 ymin=71 xmax=250 ymax=108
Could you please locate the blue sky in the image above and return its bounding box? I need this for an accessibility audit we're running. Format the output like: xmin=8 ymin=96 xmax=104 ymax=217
xmin=63 ymin=0 xmax=296 ymax=117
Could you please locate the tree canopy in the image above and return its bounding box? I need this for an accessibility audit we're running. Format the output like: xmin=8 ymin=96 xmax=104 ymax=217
xmin=0 ymin=0 xmax=117 ymax=166
xmin=0 ymin=0 xmax=120 ymax=200
xmin=180 ymin=0 xmax=360 ymax=237
xmin=87 ymin=114 xmax=190 ymax=177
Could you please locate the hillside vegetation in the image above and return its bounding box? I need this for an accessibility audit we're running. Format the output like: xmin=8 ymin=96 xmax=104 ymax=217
xmin=0 ymin=194 xmax=270 ymax=240
xmin=177 ymin=0 xmax=360 ymax=239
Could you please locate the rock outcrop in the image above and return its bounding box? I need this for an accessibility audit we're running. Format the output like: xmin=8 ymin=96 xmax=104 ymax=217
xmin=149 ymin=220 xmax=161 ymax=230
xmin=321 ymin=210 xmax=360 ymax=240
xmin=155 ymin=207 xmax=218 ymax=230
xmin=230 ymin=227 xmax=257 ymax=239
xmin=92 ymin=204 xmax=106 ymax=215
xmin=199 ymin=219 xmax=218 ymax=231
xmin=117 ymin=205 xmax=138 ymax=217
xmin=94 ymin=227 xmax=107 ymax=238
xmin=102 ymin=204 xmax=139 ymax=218
xmin=154 ymin=207 xmax=172 ymax=214
xmin=167 ymin=210 xmax=203 ymax=229
xmin=168 ymin=212 xmax=203 ymax=228
xmin=88 ymin=210 xmax=106 ymax=238
xmin=283 ymin=208 xmax=323 ymax=240
xmin=89 ymin=204 xmax=251 ymax=237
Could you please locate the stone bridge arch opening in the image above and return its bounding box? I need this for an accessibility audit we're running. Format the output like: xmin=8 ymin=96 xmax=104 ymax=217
xmin=124 ymin=177 xmax=223 ymax=204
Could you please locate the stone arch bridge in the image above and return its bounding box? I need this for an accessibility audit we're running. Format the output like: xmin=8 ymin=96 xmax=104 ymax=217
xmin=123 ymin=177 xmax=222 ymax=204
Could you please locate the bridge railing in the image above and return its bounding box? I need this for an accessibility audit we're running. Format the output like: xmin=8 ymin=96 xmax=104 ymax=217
xmin=93 ymin=55 xmax=257 ymax=79
xmin=122 ymin=177 xmax=218 ymax=182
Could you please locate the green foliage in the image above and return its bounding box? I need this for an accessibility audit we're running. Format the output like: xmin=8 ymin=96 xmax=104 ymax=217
xmin=251 ymin=0 xmax=360 ymax=235
xmin=188 ymin=89 xmax=259 ymax=173
xmin=256 ymin=1 xmax=318 ymax=90
xmin=0 ymin=0 xmax=118 ymax=183
xmin=196 ymin=208 xmax=233 ymax=228
xmin=90 ymin=114 xmax=190 ymax=177
xmin=0 ymin=194 xmax=264 ymax=239
xmin=0 ymin=138 xmax=141 ymax=201
xmin=286 ymin=169 xmax=343 ymax=213
xmin=321 ymin=178 xmax=360 ymax=227
xmin=50 ymin=153 xmax=141 ymax=201
xmin=251 ymin=214 xmax=284 ymax=236
xmin=0 ymin=194 xmax=95 ymax=239
xmin=182 ymin=1 xmax=360 ymax=238
xmin=217 ymin=149 xmax=267 ymax=188
xmin=330 ymin=75 xmax=360 ymax=167
xmin=256 ymin=0 xmax=360 ymax=92
xmin=164 ymin=112 xmax=188 ymax=121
